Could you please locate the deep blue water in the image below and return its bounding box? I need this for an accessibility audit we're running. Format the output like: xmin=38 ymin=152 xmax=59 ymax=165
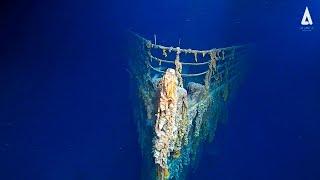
xmin=1 ymin=0 xmax=320 ymax=179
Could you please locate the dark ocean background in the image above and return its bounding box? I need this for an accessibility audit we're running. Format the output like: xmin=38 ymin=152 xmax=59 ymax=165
xmin=1 ymin=0 xmax=320 ymax=179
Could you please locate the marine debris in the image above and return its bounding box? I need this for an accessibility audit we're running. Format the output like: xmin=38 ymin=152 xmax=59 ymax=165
xmin=129 ymin=33 xmax=247 ymax=180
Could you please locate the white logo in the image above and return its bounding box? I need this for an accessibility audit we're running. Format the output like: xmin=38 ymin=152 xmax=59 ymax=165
xmin=301 ymin=6 xmax=313 ymax=26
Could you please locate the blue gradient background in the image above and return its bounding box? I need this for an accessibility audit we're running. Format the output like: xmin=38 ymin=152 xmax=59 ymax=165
xmin=1 ymin=0 xmax=320 ymax=179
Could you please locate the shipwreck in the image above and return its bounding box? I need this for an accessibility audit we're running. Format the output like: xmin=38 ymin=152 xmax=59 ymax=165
xmin=128 ymin=33 xmax=248 ymax=180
